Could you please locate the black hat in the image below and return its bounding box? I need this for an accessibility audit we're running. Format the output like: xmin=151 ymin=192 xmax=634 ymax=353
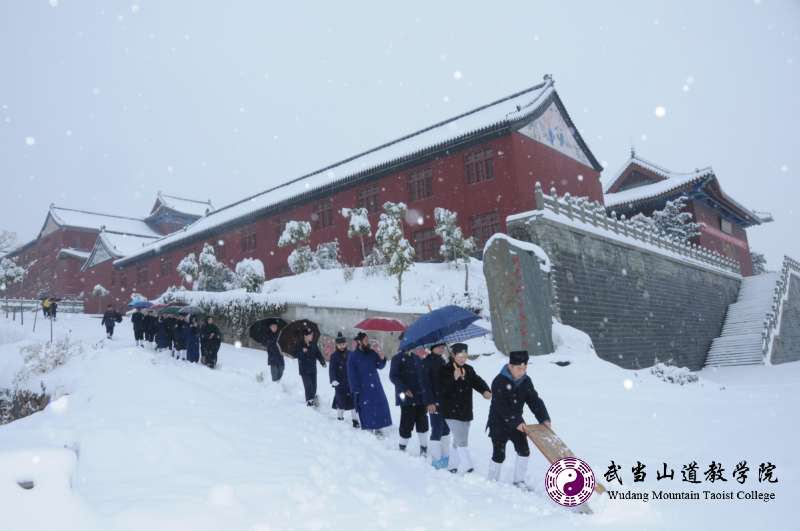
xmin=509 ymin=350 xmax=529 ymax=365
xmin=354 ymin=331 xmax=368 ymax=342
xmin=451 ymin=343 xmax=468 ymax=354
xmin=429 ymin=341 xmax=447 ymax=350
xmin=302 ymin=327 xmax=314 ymax=336
xmin=335 ymin=332 xmax=347 ymax=344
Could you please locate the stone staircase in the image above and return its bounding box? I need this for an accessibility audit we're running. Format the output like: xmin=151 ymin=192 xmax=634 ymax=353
xmin=705 ymin=272 xmax=779 ymax=367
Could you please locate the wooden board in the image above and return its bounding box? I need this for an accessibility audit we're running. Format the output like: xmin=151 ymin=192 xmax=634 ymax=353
xmin=525 ymin=424 xmax=606 ymax=496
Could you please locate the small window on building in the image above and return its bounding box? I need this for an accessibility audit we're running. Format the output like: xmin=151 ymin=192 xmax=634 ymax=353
xmin=470 ymin=211 xmax=501 ymax=248
xmin=313 ymin=198 xmax=334 ymax=229
xmin=357 ymin=185 xmax=381 ymax=213
xmin=465 ymin=149 xmax=495 ymax=184
xmin=412 ymin=228 xmax=439 ymax=262
xmin=720 ymin=218 xmax=733 ymax=235
xmin=407 ymin=168 xmax=433 ymax=202
xmin=240 ymin=228 xmax=257 ymax=252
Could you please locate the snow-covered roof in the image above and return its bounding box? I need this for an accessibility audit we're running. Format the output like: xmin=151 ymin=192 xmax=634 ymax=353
xmin=152 ymin=192 xmax=214 ymax=218
xmin=118 ymin=77 xmax=601 ymax=265
xmin=56 ymin=248 xmax=90 ymax=260
xmin=603 ymin=153 xmax=712 ymax=194
xmin=604 ymin=173 xmax=710 ymax=209
xmin=99 ymin=231 xmax=159 ymax=257
xmin=48 ymin=206 xmax=159 ymax=237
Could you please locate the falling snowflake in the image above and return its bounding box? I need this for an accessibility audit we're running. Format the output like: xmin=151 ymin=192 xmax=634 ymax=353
xmin=654 ymin=106 xmax=666 ymax=118
xmin=25 ymin=136 xmax=35 ymax=146
xmin=48 ymin=0 xmax=58 ymax=6
xmin=623 ymin=379 xmax=634 ymax=390
xmin=780 ymin=164 xmax=788 ymax=173
xmin=131 ymin=4 xmax=140 ymax=13
xmin=453 ymin=71 xmax=463 ymax=80
xmin=234 ymin=341 xmax=242 ymax=349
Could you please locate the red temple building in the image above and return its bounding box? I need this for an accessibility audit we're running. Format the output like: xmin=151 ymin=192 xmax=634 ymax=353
xmin=603 ymin=152 xmax=772 ymax=276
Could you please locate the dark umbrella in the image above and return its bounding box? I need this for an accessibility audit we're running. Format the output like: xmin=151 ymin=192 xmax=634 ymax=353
xmin=441 ymin=323 xmax=490 ymax=343
xmin=398 ymin=305 xmax=480 ymax=352
xmin=178 ymin=305 xmax=204 ymax=315
xmin=128 ymin=300 xmax=153 ymax=309
xmin=249 ymin=317 xmax=288 ymax=345
xmin=278 ymin=320 xmax=320 ymax=358
xmin=158 ymin=305 xmax=184 ymax=316
xmin=354 ymin=317 xmax=406 ymax=332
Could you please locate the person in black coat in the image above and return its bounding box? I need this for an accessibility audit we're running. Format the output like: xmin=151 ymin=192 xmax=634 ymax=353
xmin=143 ymin=311 xmax=157 ymax=346
xmin=389 ymin=349 xmax=429 ymax=455
xmin=438 ymin=342 xmax=491 ymax=473
xmin=421 ymin=342 xmax=451 ymax=465
xmin=101 ymin=305 xmax=118 ymax=339
xmin=294 ymin=328 xmax=326 ymax=407
xmin=131 ymin=309 xmax=145 ymax=347
xmin=200 ymin=316 xmax=222 ymax=369
xmin=264 ymin=323 xmax=285 ymax=382
xmin=486 ymin=350 xmax=551 ymax=489
xmin=329 ymin=332 xmax=358 ymax=427
xmin=155 ymin=315 xmax=169 ymax=351
xmin=172 ymin=316 xmax=188 ymax=360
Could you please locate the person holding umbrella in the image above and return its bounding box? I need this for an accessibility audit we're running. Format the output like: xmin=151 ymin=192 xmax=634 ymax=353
xmin=329 ymin=332 xmax=358 ymax=427
xmin=438 ymin=342 xmax=491 ymax=473
xmin=265 ymin=320 xmax=285 ymax=382
xmin=486 ymin=350 xmax=551 ymax=489
xmin=155 ymin=314 xmax=169 ymax=352
xmin=389 ymin=347 xmax=429 ymax=456
xmin=131 ymin=308 xmax=145 ymax=347
xmin=295 ymin=327 xmax=326 ymax=407
xmin=200 ymin=316 xmax=222 ymax=368
xmin=421 ymin=341 xmax=452 ymax=469
xmin=347 ymin=332 xmax=392 ymax=437
xmin=144 ymin=310 xmax=157 ymax=347
xmin=172 ymin=315 xmax=188 ymax=360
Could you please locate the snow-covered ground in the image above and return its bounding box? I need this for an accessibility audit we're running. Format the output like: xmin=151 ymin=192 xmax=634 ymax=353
xmin=0 ymin=310 xmax=796 ymax=531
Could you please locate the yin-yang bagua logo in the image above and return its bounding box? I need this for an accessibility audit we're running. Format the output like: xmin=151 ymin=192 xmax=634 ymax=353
xmin=545 ymin=457 xmax=595 ymax=507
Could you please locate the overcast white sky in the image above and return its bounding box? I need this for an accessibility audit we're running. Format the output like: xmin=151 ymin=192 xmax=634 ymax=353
xmin=1 ymin=0 xmax=797 ymax=266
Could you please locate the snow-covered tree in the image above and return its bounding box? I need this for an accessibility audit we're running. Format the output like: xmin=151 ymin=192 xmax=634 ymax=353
xmin=0 ymin=257 xmax=25 ymax=291
xmin=315 ymin=240 xmax=342 ymax=269
xmin=650 ymin=195 xmax=701 ymax=243
xmin=434 ymin=207 xmax=476 ymax=293
xmin=235 ymin=258 xmax=265 ymax=293
xmin=176 ymin=252 xmax=198 ymax=286
xmin=196 ymin=243 xmax=236 ymax=291
xmin=340 ymin=207 xmax=372 ymax=262
xmin=278 ymin=220 xmax=319 ymax=274
xmin=375 ymin=202 xmax=415 ymax=305
xmin=0 ymin=230 xmax=17 ymax=257
xmin=751 ymin=251 xmax=768 ymax=275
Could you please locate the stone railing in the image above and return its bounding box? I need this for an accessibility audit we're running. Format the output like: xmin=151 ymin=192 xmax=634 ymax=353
xmin=533 ymin=182 xmax=741 ymax=274
xmin=1 ymin=298 xmax=85 ymax=315
xmin=763 ymin=255 xmax=800 ymax=363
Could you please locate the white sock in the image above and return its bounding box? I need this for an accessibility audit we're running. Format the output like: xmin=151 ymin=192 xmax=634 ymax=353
xmin=440 ymin=435 xmax=451 ymax=458
xmin=399 ymin=436 xmax=410 ymax=449
xmin=488 ymin=461 xmax=502 ymax=481
xmin=448 ymin=445 xmax=460 ymax=471
xmin=337 ymin=409 xmax=344 ymax=419
xmin=351 ymin=410 xmax=359 ymax=421
xmin=418 ymin=432 xmax=428 ymax=449
xmin=513 ymin=455 xmax=529 ymax=484
xmin=458 ymin=447 xmax=473 ymax=473
xmin=429 ymin=440 xmax=442 ymax=461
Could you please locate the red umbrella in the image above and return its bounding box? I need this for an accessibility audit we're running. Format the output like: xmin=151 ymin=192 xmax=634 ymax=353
xmin=354 ymin=318 xmax=406 ymax=332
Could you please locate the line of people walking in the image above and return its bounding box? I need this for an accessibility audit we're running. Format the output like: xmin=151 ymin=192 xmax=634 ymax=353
xmin=265 ymin=326 xmax=553 ymax=489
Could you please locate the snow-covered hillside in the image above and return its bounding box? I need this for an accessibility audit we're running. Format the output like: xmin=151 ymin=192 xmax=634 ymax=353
xmin=0 ymin=311 xmax=796 ymax=531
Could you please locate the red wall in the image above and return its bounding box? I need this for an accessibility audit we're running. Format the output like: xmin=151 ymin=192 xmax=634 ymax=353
xmin=690 ymin=201 xmax=754 ymax=276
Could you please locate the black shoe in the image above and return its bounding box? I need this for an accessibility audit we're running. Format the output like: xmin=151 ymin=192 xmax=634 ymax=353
xmin=466 ymin=468 xmax=474 ymax=474
xmin=420 ymin=446 xmax=428 ymax=457
xmin=352 ymin=420 xmax=360 ymax=429
xmin=449 ymin=469 xmax=458 ymax=474
xmin=399 ymin=444 xmax=407 ymax=452
xmin=337 ymin=416 xmax=344 ymax=421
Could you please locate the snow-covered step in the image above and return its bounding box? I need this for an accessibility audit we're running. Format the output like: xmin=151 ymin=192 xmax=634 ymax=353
xmin=704 ymin=273 xmax=779 ymax=367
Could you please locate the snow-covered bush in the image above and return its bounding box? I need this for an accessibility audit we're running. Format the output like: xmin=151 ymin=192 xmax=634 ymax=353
xmin=315 ymin=240 xmax=342 ymax=269
xmin=0 ymin=383 xmax=50 ymax=425
xmin=278 ymin=221 xmax=319 ymax=274
xmin=92 ymin=284 xmax=110 ymax=297
xmin=176 ymin=252 xmax=199 ymax=286
xmin=434 ymin=207 xmax=476 ymax=293
xmin=196 ymin=243 xmax=237 ymax=291
xmin=751 ymin=251 xmax=768 ymax=275
xmin=197 ymin=298 xmax=287 ymax=337
xmin=342 ymin=265 xmax=355 ymax=282
xmin=0 ymin=257 xmax=25 ymax=290
xmin=14 ymin=338 xmax=85 ymax=387
xmin=341 ymin=207 xmax=371 ymax=262
xmin=235 ymin=258 xmax=266 ymax=293
xmin=649 ymin=362 xmax=699 ymax=385
xmin=375 ymin=202 xmax=415 ymax=305
xmin=628 ymin=195 xmax=701 ymax=244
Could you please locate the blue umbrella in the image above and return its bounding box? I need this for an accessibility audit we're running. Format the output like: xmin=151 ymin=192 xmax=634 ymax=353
xmin=127 ymin=300 xmax=153 ymax=309
xmin=441 ymin=323 xmax=490 ymax=343
xmin=399 ymin=305 xmax=480 ymax=352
